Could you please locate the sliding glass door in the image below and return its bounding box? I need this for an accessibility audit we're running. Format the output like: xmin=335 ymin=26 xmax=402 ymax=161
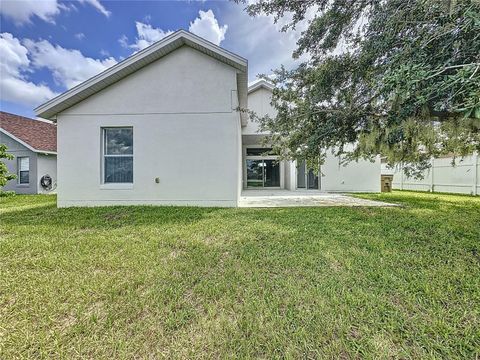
xmin=246 ymin=148 xmax=281 ymax=188
xmin=246 ymin=159 xmax=280 ymax=188
xmin=264 ymin=160 xmax=280 ymax=187
xmin=297 ymin=160 xmax=319 ymax=189
xmin=246 ymin=160 xmax=264 ymax=188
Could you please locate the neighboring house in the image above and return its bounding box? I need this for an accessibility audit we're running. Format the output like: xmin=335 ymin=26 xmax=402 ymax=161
xmin=35 ymin=30 xmax=379 ymax=207
xmin=0 ymin=112 xmax=57 ymax=194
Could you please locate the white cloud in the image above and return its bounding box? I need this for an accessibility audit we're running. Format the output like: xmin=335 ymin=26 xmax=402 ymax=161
xmin=120 ymin=22 xmax=173 ymax=51
xmin=118 ymin=34 xmax=129 ymax=48
xmin=119 ymin=9 xmax=227 ymax=52
xmin=0 ymin=0 xmax=61 ymax=24
xmin=0 ymin=33 xmax=29 ymax=78
xmin=0 ymin=33 xmax=57 ymax=107
xmin=24 ymin=38 xmax=117 ymax=89
xmin=1 ymin=32 xmax=117 ymax=108
xmin=1 ymin=76 xmax=57 ymax=107
xmin=78 ymin=0 xmax=110 ymax=18
xmin=221 ymin=4 xmax=316 ymax=81
xmin=75 ymin=32 xmax=86 ymax=40
xmin=0 ymin=0 xmax=110 ymax=24
xmin=189 ymin=10 xmax=228 ymax=46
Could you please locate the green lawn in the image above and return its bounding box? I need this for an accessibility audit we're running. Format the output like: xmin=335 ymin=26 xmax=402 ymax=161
xmin=1 ymin=192 xmax=479 ymax=359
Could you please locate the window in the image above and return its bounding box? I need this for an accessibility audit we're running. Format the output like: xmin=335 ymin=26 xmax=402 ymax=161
xmin=18 ymin=157 xmax=29 ymax=184
xmin=103 ymin=128 xmax=133 ymax=183
xmin=246 ymin=148 xmax=274 ymax=156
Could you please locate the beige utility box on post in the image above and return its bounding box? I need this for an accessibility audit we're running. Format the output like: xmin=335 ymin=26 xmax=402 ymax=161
xmin=381 ymin=175 xmax=393 ymax=192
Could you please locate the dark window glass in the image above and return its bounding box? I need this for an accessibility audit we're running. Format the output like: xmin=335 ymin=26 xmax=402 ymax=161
xmin=246 ymin=159 xmax=280 ymax=188
xmin=19 ymin=171 xmax=29 ymax=184
xmin=297 ymin=160 xmax=319 ymax=189
xmin=105 ymin=128 xmax=133 ymax=155
xmin=297 ymin=160 xmax=306 ymax=188
xmin=307 ymin=169 xmax=319 ymax=189
xmin=246 ymin=159 xmax=263 ymax=187
xmin=103 ymin=128 xmax=133 ymax=183
xmin=18 ymin=157 xmax=29 ymax=184
xmin=264 ymin=160 xmax=280 ymax=187
xmin=246 ymin=148 xmax=274 ymax=156
xmin=105 ymin=157 xmax=133 ymax=183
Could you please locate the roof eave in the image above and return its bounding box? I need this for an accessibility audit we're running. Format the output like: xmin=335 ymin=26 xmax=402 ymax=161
xmin=35 ymin=30 xmax=247 ymax=119
xmin=247 ymin=79 xmax=274 ymax=94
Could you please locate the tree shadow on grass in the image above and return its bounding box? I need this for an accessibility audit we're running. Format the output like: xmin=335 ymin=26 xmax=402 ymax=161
xmin=0 ymin=202 xmax=225 ymax=230
xmin=355 ymin=192 xmax=480 ymax=213
xmin=2 ymin=194 xmax=477 ymax=247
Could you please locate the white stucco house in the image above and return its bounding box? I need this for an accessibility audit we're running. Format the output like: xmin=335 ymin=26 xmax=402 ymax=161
xmin=35 ymin=30 xmax=380 ymax=207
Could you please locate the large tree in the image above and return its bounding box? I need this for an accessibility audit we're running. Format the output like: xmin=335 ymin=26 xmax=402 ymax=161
xmin=239 ymin=0 xmax=480 ymax=176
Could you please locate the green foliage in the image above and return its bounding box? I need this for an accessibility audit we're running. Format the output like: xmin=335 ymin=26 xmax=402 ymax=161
xmin=0 ymin=143 xmax=16 ymax=193
xmin=241 ymin=0 xmax=480 ymax=176
xmin=0 ymin=190 xmax=15 ymax=197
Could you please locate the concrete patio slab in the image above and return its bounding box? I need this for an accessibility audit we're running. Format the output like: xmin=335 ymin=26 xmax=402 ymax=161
xmin=239 ymin=190 xmax=396 ymax=208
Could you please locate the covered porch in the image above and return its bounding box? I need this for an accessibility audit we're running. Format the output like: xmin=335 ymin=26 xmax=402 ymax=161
xmin=242 ymin=135 xmax=319 ymax=191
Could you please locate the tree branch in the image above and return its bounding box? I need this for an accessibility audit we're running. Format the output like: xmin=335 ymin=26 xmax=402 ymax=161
xmin=425 ymin=63 xmax=480 ymax=80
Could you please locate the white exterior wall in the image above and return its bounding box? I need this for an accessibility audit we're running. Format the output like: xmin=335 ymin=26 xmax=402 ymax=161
xmin=392 ymin=154 xmax=479 ymax=195
xmin=321 ymin=152 xmax=381 ymax=192
xmin=284 ymin=161 xmax=294 ymax=190
xmin=243 ymin=88 xmax=275 ymax=135
xmin=57 ymin=46 xmax=242 ymax=207
xmin=36 ymin=154 xmax=57 ymax=194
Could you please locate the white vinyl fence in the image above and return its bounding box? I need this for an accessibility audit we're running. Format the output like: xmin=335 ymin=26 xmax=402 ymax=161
xmin=388 ymin=153 xmax=479 ymax=195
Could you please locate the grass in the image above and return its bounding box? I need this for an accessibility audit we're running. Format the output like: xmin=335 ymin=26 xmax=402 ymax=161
xmin=0 ymin=191 xmax=479 ymax=359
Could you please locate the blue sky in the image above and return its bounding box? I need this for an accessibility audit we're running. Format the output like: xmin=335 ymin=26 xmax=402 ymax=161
xmin=1 ymin=0 xmax=312 ymax=118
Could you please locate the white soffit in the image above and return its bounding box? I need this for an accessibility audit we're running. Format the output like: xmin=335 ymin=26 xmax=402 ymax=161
xmin=248 ymin=79 xmax=274 ymax=94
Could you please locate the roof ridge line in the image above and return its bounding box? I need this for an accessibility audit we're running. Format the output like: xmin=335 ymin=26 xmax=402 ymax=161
xmin=35 ymin=30 xmax=248 ymax=119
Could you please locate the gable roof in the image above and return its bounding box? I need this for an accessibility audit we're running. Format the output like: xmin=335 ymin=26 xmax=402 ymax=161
xmin=0 ymin=111 xmax=57 ymax=154
xmin=35 ymin=30 xmax=249 ymax=122
xmin=248 ymin=79 xmax=274 ymax=94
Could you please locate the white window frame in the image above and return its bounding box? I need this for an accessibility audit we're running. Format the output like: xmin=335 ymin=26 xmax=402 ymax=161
xmin=17 ymin=156 xmax=30 ymax=185
xmin=102 ymin=127 xmax=133 ymax=185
